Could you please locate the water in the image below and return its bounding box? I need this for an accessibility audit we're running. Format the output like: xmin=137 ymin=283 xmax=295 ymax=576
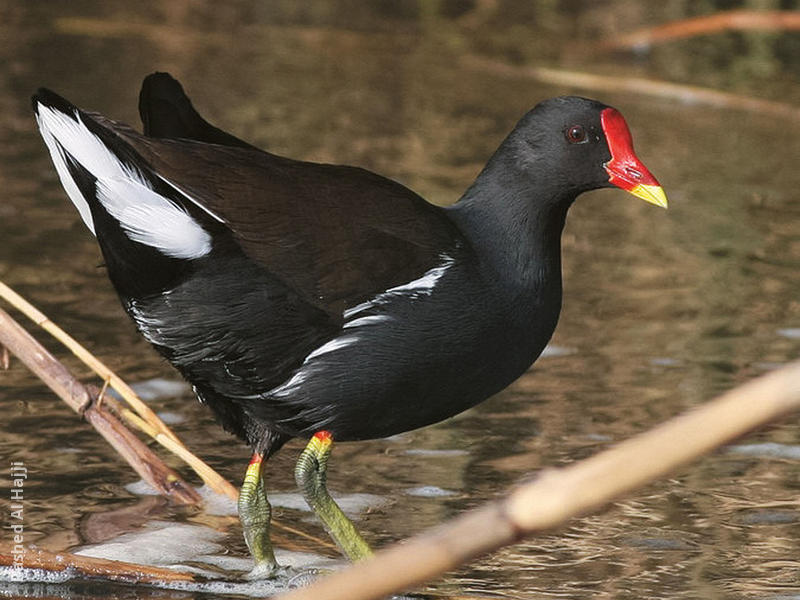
xmin=1 ymin=2 xmax=799 ymax=598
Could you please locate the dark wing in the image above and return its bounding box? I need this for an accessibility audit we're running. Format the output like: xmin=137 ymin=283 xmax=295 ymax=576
xmin=90 ymin=113 xmax=461 ymax=319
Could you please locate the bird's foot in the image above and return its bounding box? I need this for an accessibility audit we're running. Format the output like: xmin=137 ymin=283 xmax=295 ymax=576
xmin=243 ymin=560 xmax=291 ymax=581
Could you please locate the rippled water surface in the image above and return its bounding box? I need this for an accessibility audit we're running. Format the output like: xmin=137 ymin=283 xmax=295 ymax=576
xmin=1 ymin=2 xmax=799 ymax=599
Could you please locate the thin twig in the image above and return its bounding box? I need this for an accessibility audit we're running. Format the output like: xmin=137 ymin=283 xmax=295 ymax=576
xmin=275 ymin=360 xmax=800 ymax=600
xmin=600 ymin=10 xmax=800 ymax=52
xmin=0 ymin=280 xmax=237 ymax=499
xmin=461 ymin=55 xmax=800 ymax=121
xmin=0 ymin=544 xmax=197 ymax=585
xmin=0 ymin=283 xmax=334 ymax=549
xmin=101 ymin=394 xmax=239 ymax=501
xmin=0 ymin=281 xmax=176 ymax=439
xmin=0 ymin=305 xmax=201 ymax=505
xmin=0 ymin=546 xmax=490 ymax=600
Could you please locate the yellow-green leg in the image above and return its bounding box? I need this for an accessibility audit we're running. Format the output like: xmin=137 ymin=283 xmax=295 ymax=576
xmin=238 ymin=452 xmax=281 ymax=579
xmin=295 ymin=431 xmax=373 ymax=561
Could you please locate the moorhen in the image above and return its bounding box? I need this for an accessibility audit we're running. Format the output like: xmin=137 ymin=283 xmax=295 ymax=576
xmin=32 ymin=72 xmax=666 ymax=578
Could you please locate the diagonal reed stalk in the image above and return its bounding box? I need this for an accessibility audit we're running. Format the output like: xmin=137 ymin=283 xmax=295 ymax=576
xmin=0 ymin=280 xmax=237 ymax=499
xmin=0 ymin=280 xmax=336 ymax=549
xmin=275 ymin=359 xmax=800 ymax=600
xmin=0 ymin=303 xmax=201 ymax=504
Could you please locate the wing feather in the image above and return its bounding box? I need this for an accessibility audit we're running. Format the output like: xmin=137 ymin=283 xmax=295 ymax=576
xmin=90 ymin=113 xmax=462 ymax=317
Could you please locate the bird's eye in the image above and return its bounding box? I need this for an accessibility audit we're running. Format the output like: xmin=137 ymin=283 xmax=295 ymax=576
xmin=566 ymin=125 xmax=587 ymax=144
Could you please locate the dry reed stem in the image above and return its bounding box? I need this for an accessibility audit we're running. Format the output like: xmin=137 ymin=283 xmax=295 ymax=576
xmin=0 ymin=546 xmax=489 ymax=600
xmin=601 ymin=10 xmax=800 ymax=51
xmin=462 ymin=55 xmax=800 ymax=121
xmin=0 ymin=281 xmax=174 ymax=439
xmin=0 ymin=544 xmax=197 ymax=585
xmin=101 ymin=394 xmax=239 ymax=501
xmin=0 ymin=280 xmax=237 ymax=500
xmin=0 ymin=283 xmax=335 ymax=550
xmin=276 ymin=360 xmax=800 ymax=600
xmin=0 ymin=305 xmax=201 ymax=505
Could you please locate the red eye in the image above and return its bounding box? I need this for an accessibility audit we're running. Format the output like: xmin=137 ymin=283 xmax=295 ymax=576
xmin=566 ymin=125 xmax=587 ymax=144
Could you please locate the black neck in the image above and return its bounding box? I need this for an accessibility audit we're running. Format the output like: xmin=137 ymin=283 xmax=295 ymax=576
xmin=447 ymin=158 xmax=575 ymax=298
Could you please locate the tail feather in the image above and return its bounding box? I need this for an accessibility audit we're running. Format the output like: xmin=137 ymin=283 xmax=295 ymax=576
xmin=32 ymin=89 xmax=213 ymax=261
xmin=139 ymin=72 xmax=256 ymax=149
xmin=34 ymin=90 xmax=99 ymax=233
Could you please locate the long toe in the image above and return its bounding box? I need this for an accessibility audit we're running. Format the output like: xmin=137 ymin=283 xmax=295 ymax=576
xmin=244 ymin=561 xmax=291 ymax=581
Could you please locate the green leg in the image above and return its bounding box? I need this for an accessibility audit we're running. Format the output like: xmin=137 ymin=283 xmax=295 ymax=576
xmin=238 ymin=452 xmax=281 ymax=579
xmin=295 ymin=431 xmax=373 ymax=561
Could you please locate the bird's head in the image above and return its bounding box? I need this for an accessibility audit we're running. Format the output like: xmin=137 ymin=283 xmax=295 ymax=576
xmin=507 ymin=96 xmax=668 ymax=208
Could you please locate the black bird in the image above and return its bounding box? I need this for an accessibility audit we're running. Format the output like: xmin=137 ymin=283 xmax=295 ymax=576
xmin=32 ymin=73 xmax=666 ymax=578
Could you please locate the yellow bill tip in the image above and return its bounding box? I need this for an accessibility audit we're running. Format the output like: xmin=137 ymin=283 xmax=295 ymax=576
xmin=630 ymin=184 xmax=668 ymax=209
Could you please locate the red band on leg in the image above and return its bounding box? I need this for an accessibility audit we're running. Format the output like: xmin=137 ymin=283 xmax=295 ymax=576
xmin=313 ymin=430 xmax=333 ymax=443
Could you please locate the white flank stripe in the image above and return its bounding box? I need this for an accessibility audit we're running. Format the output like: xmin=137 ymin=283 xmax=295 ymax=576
xmin=303 ymin=335 xmax=358 ymax=361
xmin=342 ymin=254 xmax=456 ymax=321
xmin=342 ymin=300 xmax=372 ymax=320
xmin=342 ymin=314 xmax=390 ymax=329
xmin=269 ymin=369 xmax=310 ymax=398
xmin=384 ymin=256 xmax=455 ymax=295
xmin=35 ymin=104 xmax=212 ymax=259
xmin=264 ymin=254 xmax=457 ymax=400
xmin=266 ymin=334 xmax=360 ymax=398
